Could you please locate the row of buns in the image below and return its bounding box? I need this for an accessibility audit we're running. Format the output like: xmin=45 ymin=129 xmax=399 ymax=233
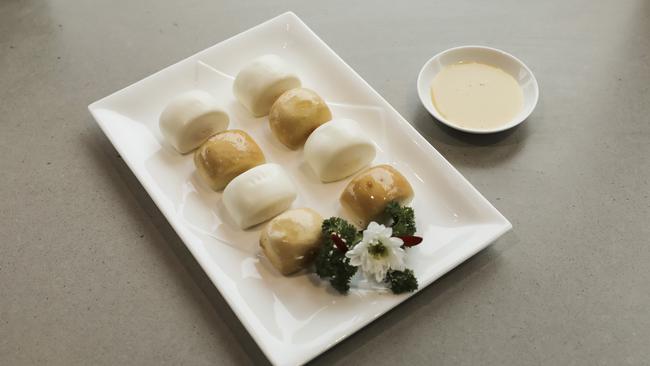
xmin=261 ymin=164 xmax=414 ymax=275
xmin=157 ymin=55 xmax=414 ymax=275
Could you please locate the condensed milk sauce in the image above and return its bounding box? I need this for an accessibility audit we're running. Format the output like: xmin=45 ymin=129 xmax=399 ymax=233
xmin=431 ymin=62 xmax=523 ymax=130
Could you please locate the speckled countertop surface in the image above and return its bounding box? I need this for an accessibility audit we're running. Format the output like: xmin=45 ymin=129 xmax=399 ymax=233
xmin=1 ymin=0 xmax=649 ymax=365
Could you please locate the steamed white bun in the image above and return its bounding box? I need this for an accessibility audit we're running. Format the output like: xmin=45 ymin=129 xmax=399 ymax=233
xmin=304 ymin=119 xmax=376 ymax=182
xmin=222 ymin=163 xmax=297 ymax=229
xmin=159 ymin=90 xmax=229 ymax=154
xmin=233 ymin=55 xmax=301 ymax=117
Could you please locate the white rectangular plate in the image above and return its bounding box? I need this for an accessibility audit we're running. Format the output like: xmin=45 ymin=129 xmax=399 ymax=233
xmin=89 ymin=12 xmax=511 ymax=366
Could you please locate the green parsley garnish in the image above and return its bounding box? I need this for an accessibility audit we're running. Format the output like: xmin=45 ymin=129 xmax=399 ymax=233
xmin=314 ymin=203 xmax=419 ymax=295
xmin=315 ymin=217 xmax=360 ymax=294
xmin=385 ymin=201 xmax=416 ymax=237
xmin=385 ymin=269 xmax=418 ymax=294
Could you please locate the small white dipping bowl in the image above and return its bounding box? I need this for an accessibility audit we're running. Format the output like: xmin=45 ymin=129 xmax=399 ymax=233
xmin=417 ymin=45 xmax=539 ymax=134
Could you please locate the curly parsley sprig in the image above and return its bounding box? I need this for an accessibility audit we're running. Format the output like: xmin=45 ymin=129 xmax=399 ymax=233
xmin=386 ymin=269 xmax=418 ymax=294
xmin=315 ymin=203 xmax=420 ymax=295
xmin=385 ymin=201 xmax=416 ymax=237
xmin=314 ymin=217 xmax=360 ymax=294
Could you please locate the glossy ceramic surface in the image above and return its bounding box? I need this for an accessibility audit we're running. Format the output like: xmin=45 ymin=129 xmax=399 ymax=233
xmin=417 ymin=45 xmax=539 ymax=134
xmin=89 ymin=12 xmax=511 ymax=366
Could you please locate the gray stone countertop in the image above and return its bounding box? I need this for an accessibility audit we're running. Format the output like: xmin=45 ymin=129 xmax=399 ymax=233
xmin=1 ymin=1 xmax=648 ymax=365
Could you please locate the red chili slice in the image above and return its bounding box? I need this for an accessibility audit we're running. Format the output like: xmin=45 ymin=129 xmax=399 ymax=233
xmin=399 ymin=235 xmax=423 ymax=247
xmin=331 ymin=233 xmax=348 ymax=252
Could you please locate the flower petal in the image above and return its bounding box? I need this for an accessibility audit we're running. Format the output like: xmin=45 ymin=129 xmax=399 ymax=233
xmin=389 ymin=236 xmax=404 ymax=248
xmin=353 ymin=221 xmax=411 ymax=283
xmin=380 ymin=225 xmax=393 ymax=238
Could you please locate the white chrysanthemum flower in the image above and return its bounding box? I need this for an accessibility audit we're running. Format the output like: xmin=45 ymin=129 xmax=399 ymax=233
xmin=345 ymin=222 xmax=406 ymax=282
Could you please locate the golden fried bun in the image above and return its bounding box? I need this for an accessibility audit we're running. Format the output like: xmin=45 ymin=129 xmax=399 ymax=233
xmin=340 ymin=165 xmax=414 ymax=226
xmin=194 ymin=130 xmax=265 ymax=191
xmin=269 ymin=88 xmax=332 ymax=149
xmin=259 ymin=208 xmax=324 ymax=275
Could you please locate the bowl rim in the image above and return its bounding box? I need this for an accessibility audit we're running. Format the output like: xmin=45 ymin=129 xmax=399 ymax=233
xmin=416 ymin=45 xmax=539 ymax=134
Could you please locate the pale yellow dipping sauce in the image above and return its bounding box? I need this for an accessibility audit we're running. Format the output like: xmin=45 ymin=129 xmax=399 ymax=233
xmin=431 ymin=62 xmax=523 ymax=130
